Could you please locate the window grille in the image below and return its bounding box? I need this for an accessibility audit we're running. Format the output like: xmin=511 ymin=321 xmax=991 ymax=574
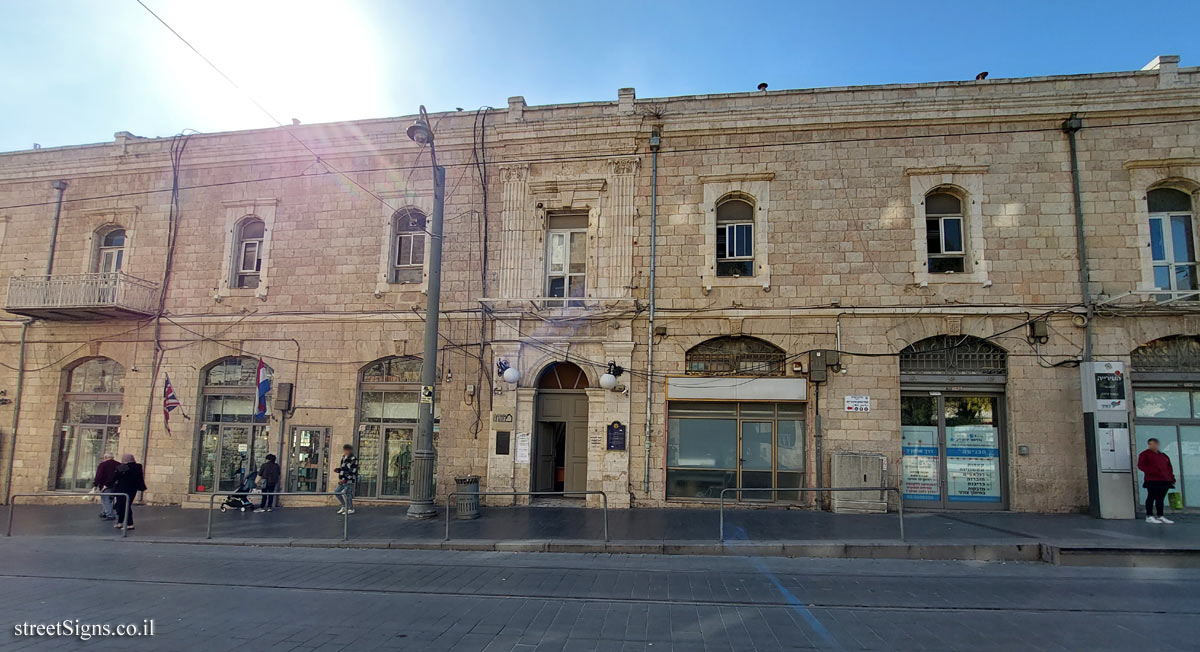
xmin=900 ymin=335 xmax=1006 ymax=376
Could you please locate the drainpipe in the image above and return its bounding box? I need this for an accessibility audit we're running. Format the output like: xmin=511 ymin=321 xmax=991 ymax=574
xmin=813 ymin=381 xmax=823 ymax=510
xmin=45 ymin=180 xmax=68 ymax=276
xmin=3 ymin=320 xmax=33 ymax=504
xmin=643 ymin=129 xmax=660 ymax=495
xmin=1062 ymin=115 xmax=1093 ymax=361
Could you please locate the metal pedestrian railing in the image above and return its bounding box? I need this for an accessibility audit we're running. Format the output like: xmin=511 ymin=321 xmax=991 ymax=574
xmin=718 ymin=486 xmax=904 ymax=543
xmin=206 ymin=491 xmax=349 ymax=541
xmin=445 ymin=490 xmax=609 ymax=542
xmin=7 ymin=492 xmax=133 ymax=538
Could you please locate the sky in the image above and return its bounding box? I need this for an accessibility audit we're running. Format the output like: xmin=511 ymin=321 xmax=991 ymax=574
xmin=1 ymin=0 xmax=1198 ymax=153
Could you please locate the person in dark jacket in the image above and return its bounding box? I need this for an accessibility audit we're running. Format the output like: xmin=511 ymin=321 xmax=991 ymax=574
xmin=111 ymin=454 xmax=147 ymax=530
xmin=1137 ymin=438 xmax=1176 ymax=524
xmin=93 ymin=453 xmax=119 ymax=520
xmin=256 ymin=454 xmax=281 ymax=512
xmin=334 ymin=444 xmax=358 ymax=515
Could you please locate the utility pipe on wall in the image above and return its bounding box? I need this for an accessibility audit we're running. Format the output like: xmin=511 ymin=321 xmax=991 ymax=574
xmin=44 ymin=180 xmax=68 ymax=276
xmin=643 ymin=130 xmax=660 ymax=494
xmin=1062 ymin=115 xmax=1094 ymax=361
xmin=2 ymin=320 xmax=32 ymax=504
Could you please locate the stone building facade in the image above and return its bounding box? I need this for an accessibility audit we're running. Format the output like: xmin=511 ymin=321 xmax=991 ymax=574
xmin=2 ymin=56 xmax=1199 ymax=514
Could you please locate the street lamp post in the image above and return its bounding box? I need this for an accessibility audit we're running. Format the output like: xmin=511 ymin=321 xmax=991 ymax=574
xmin=406 ymin=106 xmax=444 ymax=519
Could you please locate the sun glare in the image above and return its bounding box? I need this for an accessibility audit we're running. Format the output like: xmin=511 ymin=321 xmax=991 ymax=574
xmin=153 ymin=0 xmax=390 ymax=131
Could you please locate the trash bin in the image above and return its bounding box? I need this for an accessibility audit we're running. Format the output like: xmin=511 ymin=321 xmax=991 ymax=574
xmin=454 ymin=475 xmax=481 ymax=520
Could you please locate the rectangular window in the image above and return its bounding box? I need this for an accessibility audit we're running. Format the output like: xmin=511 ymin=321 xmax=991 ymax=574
xmin=716 ymin=222 xmax=754 ymax=277
xmin=1150 ymin=214 xmax=1198 ymax=300
xmin=926 ymin=217 xmax=965 ymax=273
xmin=236 ymin=240 xmax=262 ymax=289
xmin=392 ymin=232 xmax=425 ymax=283
xmin=546 ymin=228 xmax=587 ymax=307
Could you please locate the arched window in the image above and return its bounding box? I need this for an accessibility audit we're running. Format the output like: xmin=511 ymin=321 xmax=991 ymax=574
xmin=1147 ymin=188 xmax=1196 ymax=300
xmin=536 ymin=361 xmax=589 ymax=389
xmin=686 ymin=336 xmax=785 ymax=376
xmin=1131 ymin=335 xmax=1200 ymax=373
xmin=233 ymin=217 xmax=265 ymax=289
xmin=390 ymin=209 xmax=427 ymax=284
xmin=925 ymin=190 xmax=966 ymax=273
xmin=95 ymin=227 xmax=126 ymax=274
xmin=194 ymin=356 xmax=272 ymax=493
xmin=55 ymin=358 xmax=125 ymax=490
xmin=716 ymin=195 xmax=755 ymax=277
xmin=900 ymin=335 xmax=1007 ymax=377
xmin=355 ymin=356 xmax=438 ymax=498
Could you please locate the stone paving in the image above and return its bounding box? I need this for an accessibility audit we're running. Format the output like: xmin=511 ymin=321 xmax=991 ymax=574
xmin=6 ymin=502 xmax=1198 ymax=552
xmin=0 ymin=536 xmax=1197 ymax=651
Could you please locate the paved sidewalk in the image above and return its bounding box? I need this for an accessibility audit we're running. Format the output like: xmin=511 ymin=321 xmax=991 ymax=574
xmin=7 ymin=501 xmax=1198 ymax=560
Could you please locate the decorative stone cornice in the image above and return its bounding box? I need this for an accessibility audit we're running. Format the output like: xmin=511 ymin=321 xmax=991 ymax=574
xmin=698 ymin=172 xmax=775 ymax=184
xmin=528 ymin=178 xmax=607 ymax=195
xmin=1123 ymin=158 xmax=1200 ymax=170
xmin=904 ymin=165 xmax=989 ymax=176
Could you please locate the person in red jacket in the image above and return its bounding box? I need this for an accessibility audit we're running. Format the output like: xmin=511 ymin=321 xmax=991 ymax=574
xmin=1137 ymin=438 xmax=1176 ymax=524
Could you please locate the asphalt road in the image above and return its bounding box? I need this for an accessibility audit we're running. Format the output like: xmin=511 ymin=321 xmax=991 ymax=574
xmin=0 ymin=537 xmax=1196 ymax=651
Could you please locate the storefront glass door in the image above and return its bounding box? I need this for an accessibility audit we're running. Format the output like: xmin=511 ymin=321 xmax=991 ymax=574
xmin=738 ymin=420 xmax=774 ymax=498
xmin=901 ymin=394 xmax=1006 ymax=509
xmin=1133 ymin=389 xmax=1200 ymax=508
xmin=382 ymin=426 xmax=414 ymax=497
xmin=289 ymin=427 xmax=329 ymax=492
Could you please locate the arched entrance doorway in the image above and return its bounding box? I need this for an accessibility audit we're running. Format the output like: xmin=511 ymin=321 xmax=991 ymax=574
xmin=1131 ymin=335 xmax=1200 ymax=510
xmin=899 ymin=335 xmax=1008 ymax=509
xmin=532 ymin=362 xmax=589 ymax=496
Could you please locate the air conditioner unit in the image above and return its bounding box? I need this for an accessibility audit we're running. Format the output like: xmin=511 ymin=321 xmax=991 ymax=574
xmin=830 ymin=452 xmax=887 ymax=514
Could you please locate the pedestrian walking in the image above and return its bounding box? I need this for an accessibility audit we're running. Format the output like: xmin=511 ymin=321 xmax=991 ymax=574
xmin=255 ymin=454 xmax=281 ymax=512
xmin=112 ymin=454 xmax=147 ymax=530
xmin=92 ymin=453 xmax=119 ymax=520
xmin=1137 ymin=438 xmax=1176 ymax=524
xmin=334 ymin=444 xmax=358 ymax=515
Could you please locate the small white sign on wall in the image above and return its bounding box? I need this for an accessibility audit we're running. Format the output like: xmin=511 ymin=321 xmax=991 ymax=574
xmin=514 ymin=432 xmax=531 ymax=464
xmin=844 ymin=395 xmax=871 ymax=413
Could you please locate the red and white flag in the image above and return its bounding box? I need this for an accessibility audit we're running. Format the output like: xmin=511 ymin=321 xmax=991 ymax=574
xmin=163 ymin=374 xmax=181 ymax=434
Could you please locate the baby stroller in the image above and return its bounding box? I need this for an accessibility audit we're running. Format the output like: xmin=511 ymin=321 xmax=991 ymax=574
xmin=219 ymin=471 xmax=258 ymax=512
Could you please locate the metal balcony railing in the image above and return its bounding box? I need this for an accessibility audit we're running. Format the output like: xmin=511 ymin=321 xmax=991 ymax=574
xmin=5 ymin=272 xmax=159 ymax=319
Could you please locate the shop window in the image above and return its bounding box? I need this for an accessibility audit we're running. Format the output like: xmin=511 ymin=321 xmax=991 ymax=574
xmin=193 ymin=357 xmax=271 ymax=493
xmin=390 ymin=208 xmax=427 ymax=284
xmin=716 ymin=196 xmax=755 ymax=277
xmin=545 ymin=212 xmax=588 ymax=307
xmin=685 ymin=336 xmax=785 ymax=376
xmin=925 ymin=191 xmax=966 ymax=273
xmin=666 ymin=402 xmax=805 ymax=501
xmin=232 ymin=217 xmax=265 ymax=289
xmin=1147 ymin=188 xmax=1197 ymax=301
xmin=55 ymin=358 xmax=125 ymax=490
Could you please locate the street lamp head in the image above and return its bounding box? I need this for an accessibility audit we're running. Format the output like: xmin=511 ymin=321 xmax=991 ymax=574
xmin=407 ymin=105 xmax=434 ymax=145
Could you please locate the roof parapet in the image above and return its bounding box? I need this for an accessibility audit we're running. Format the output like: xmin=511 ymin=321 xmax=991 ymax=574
xmin=1142 ymin=55 xmax=1180 ymax=88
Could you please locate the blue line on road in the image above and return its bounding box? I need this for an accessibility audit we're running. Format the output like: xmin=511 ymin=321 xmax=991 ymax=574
xmin=727 ymin=524 xmax=839 ymax=647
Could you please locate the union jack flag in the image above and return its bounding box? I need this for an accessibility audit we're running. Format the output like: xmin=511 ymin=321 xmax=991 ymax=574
xmin=163 ymin=374 xmax=181 ymax=434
